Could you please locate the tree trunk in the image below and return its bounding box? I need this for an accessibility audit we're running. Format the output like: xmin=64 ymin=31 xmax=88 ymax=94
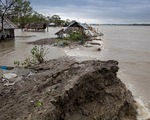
xmin=0 ymin=14 xmax=4 ymax=32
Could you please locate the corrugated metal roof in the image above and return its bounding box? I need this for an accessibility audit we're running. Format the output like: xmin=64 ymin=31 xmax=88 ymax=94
xmin=0 ymin=17 xmax=17 ymax=29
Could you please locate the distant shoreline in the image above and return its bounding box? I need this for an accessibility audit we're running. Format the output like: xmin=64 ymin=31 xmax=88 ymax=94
xmin=91 ymin=24 xmax=150 ymax=26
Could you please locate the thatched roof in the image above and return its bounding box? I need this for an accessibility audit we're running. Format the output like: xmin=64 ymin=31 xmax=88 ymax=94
xmin=25 ymin=23 xmax=47 ymax=29
xmin=0 ymin=17 xmax=17 ymax=29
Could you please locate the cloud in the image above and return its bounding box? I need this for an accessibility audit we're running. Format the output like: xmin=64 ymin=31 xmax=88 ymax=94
xmin=31 ymin=0 xmax=150 ymax=23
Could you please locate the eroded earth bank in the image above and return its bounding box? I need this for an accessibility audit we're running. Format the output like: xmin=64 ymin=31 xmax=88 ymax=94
xmin=0 ymin=57 xmax=138 ymax=120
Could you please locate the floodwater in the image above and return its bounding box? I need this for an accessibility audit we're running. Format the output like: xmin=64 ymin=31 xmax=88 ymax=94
xmin=98 ymin=26 xmax=150 ymax=119
xmin=0 ymin=27 xmax=66 ymax=66
xmin=99 ymin=26 xmax=150 ymax=101
xmin=98 ymin=26 xmax=150 ymax=107
xmin=64 ymin=26 xmax=150 ymax=111
xmin=0 ymin=26 xmax=150 ymax=118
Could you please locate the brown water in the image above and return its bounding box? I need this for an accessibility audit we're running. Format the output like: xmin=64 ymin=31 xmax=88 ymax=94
xmin=99 ymin=26 xmax=150 ymax=107
xmin=98 ymin=26 xmax=150 ymax=119
xmin=0 ymin=27 xmax=66 ymax=66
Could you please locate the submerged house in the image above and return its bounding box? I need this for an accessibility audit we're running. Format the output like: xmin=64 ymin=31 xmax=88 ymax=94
xmin=55 ymin=21 xmax=87 ymax=38
xmin=24 ymin=23 xmax=47 ymax=31
xmin=0 ymin=17 xmax=17 ymax=40
xmin=55 ymin=21 xmax=101 ymax=39
xmin=49 ymin=23 xmax=55 ymax=27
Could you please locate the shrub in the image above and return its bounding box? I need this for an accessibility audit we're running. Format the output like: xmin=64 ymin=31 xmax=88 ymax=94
xmin=14 ymin=45 xmax=49 ymax=68
xmin=66 ymin=31 xmax=83 ymax=41
xmin=31 ymin=45 xmax=49 ymax=64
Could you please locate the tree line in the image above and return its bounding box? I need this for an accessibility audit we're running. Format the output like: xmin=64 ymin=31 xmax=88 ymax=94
xmin=0 ymin=0 xmax=71 ymax=32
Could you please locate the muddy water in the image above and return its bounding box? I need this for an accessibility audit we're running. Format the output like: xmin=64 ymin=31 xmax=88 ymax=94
xmin=64 ymin=26 xmax=150 ymax=112
xmin=98 ymin=26 xmax=150 ymax=109
xmin=99 ymin=26 xmax=150 ymax=119
xmin=0 ymin=27 xmax=66 ymax=66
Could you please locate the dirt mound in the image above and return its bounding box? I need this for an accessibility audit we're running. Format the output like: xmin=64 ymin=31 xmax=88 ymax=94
xmin=27 ymin=38 xmax=57 ymax=45
xmin=0 ymin=57 xmax=137 ymax=120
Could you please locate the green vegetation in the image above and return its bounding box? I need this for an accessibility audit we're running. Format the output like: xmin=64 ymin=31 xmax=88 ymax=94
xmin=66 ymin=31 xmax=83 ymax=41
xmin=14 ymin=58 xmax=33 ymax=68
xmin=35 ymin=101 xmax=42 ymax=107
xmin=0 ymin=0 xmax=16 ymax=32
xmin=12 ymin=0 xmax=33 ymax=30
xmin=30 ymin=45 xmax=49 ymax=64
xmin=52 ymin=31 xmax=84 ymax=47
xmin=54 ymin=31 xmax=86 ymax=47
xmin=0 ymin=0 xmax=71 ymax=31
xmin=0 ymin=0 xmax=33 ymax=31
xmin=14 ymin=45 xmax=49 ymax=68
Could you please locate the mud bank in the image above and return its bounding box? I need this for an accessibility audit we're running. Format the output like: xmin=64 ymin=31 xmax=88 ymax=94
xmin=0 ymin=57 xmax=138 ymax=120
xmin=27 ymin=38 xmax=58 ymax=45
xmin=27 ymin=37 xmax=103 ymax=51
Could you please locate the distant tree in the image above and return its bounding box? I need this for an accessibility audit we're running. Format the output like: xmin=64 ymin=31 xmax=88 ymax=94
xmin=64 ymin=19 xmax=71 ymax=26
xmin=29 ymin=11 xmax=46 ymax=23
xmin=50 ymin=14 xmax=61 ymax=26
xmin=12 ymin=0 xmax=33 ymax=30
xmin=0 ymin=0 xmax=16 ymax=32
xmin=51 ymin=14 xmax=61 ymax=21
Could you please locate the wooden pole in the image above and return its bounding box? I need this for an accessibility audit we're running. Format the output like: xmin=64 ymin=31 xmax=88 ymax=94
xmin=47 ymin=26 xmax=49 ymax=32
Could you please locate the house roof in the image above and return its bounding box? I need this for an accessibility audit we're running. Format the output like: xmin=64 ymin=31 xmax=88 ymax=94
xmin=55 ymin=28 xmax=64 ymax=35
xmin=55 ymin=21 xmax=93 ymax=36
xmin=49 ymin=23 xmax=55 ymax=26
xmin=25 ymin=23 xmax=46 ymax=29
xmin=64 ymin=21 xmax=88 ymax=32
xmin=0 ymin=17 xmax=17 ymax=29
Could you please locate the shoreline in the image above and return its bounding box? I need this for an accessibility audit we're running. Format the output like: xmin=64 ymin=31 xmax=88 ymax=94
xmin=27 ymin=37 xmax=103 ymax=52
xmin=27 ymin=37 xmax=58 ymax=45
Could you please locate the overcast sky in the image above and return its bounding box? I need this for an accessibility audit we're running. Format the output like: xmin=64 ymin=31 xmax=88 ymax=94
xmin=30 ymin=0 xmax=150 ymax=24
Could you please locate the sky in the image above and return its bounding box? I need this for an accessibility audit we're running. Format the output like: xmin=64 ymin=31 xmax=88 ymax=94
xmin=30 ymin=0 xmax=150 ymax=24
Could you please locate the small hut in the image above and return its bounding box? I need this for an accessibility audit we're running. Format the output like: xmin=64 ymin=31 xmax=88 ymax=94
xmin=24 ymin=23 xmax=47 ymax=32
xmin=0 ymin=17 xmax=17 ymax=40
xmin=49 ymin=23 xmax=55 ymax=27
